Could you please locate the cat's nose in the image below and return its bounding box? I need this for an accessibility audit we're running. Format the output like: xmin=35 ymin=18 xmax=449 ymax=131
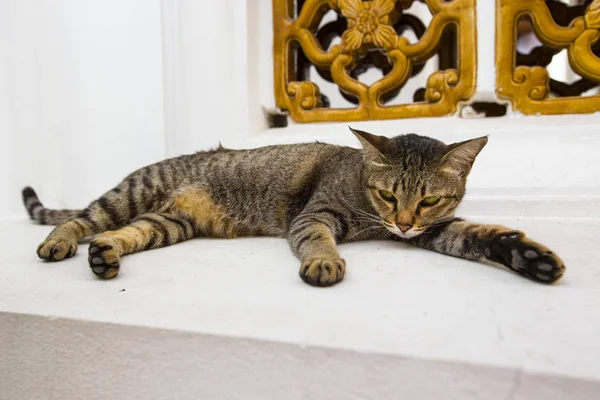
xmin=397 ymin=223 xmax=413 ymax=233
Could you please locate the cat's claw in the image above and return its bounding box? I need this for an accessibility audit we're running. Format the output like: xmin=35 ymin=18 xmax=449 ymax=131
xmin=37 ymin=238 xmax=77 ymax=262
xmin=488 ymin=232 xmax=565 ymax=284
xmin=300 ymin=258 xmax=346 ymax=287
xmin=88 ymin=238 xmax=120 ymax=279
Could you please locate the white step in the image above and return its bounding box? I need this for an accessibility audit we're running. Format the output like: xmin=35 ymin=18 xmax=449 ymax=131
xmin=1 ymin=216 xmax=599 ymax=399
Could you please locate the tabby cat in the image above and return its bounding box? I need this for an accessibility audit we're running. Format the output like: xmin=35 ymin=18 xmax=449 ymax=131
xmin=22 ymin=128 xmax=565 ymax=286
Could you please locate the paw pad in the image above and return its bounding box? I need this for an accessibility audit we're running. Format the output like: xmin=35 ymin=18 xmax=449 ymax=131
xmin=300 ymin=258 xmax=346 ymax=287
xmin=500 ymin=232 xmax=521 ymax=241
xmin=535 ymin=262 xmax=553 ymax=272
xmin=524 ymin=250 xmax=538 ymax=259
xmin=488 ymin=233 xmax=565 ymax=284
xmin=535 ymin=273 xmax=553 ymax=281
xmin=88 ymin=239 xmax=120 ymax=279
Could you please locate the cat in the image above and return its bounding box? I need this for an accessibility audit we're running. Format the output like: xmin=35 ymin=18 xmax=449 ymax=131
xmin=22 ymin=127 xmax=565 ymax=286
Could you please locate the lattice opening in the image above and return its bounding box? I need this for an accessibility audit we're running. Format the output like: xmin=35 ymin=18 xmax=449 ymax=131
xmin=516 ymin=14 xmax=600 ymax=99
xmin=545 ymin=0 xmax=593 ymax=27
xmin=392 ymin=22 xmax=457 ymax=106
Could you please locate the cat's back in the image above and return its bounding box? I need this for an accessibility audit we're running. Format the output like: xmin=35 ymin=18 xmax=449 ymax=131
xmin=197 ymin=141 xmax=356 ymax=183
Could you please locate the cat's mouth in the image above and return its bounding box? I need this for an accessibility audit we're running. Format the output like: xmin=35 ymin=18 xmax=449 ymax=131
xmin=382 ymin=221 xmax=423 ymax=239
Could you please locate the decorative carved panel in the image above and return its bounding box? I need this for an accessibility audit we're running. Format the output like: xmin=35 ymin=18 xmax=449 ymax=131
xmin=496 ymin=0 xmax=600 ymax=115
xmin=272 ymin=0 xmax=477 ymax=123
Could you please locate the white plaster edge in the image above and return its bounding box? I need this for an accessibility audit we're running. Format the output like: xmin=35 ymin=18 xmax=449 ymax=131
xmin=2 ymin=311 xmax=599 ymax=400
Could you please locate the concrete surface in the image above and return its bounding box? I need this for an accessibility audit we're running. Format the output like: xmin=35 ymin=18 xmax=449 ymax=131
xmin=1 ymin=216 xmax=599 ymax=399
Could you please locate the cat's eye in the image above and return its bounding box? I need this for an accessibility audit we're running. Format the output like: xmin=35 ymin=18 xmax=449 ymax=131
xmin=420 ymin=196 xmax=440 ymax=206
xmin=379 ymin=190 xmax=396 ymax=202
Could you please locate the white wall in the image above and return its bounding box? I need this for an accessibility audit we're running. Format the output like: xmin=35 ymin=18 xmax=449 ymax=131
xmin=0 ymin=0 xmax=166 ymax=218
xmin=475 ymin=0 xmax=496 ymax=101
xmin=0 ymin=0 xmax=264 ymax=219
xmin=161 ymin=0 xmax=264 ymax=157
xmin=161 ymin=0 xmax=274 ymax=157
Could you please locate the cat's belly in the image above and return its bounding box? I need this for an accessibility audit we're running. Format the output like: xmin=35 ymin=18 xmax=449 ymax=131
xmin=166 ymin=186 xmax=286 ymax=238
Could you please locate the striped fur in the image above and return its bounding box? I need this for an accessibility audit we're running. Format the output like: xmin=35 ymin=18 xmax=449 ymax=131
xmin=23 ymin=128 xmax=565 ymax=286
xmin=22 ymin=187 xmax=82 ymax=225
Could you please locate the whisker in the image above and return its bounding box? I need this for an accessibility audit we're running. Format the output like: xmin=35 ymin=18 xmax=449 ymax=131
xmin=417 ymin=217 xmax=460 ymax=231
xmin=339 ymin=199 xmax=380 ymax=220
xmin=297 ymin=212 xmax=379 ymax=224
xmin=347 ymin=225 xmax=387 ymax=241
xmin=294 ymin=211 xmax=382 ymax=230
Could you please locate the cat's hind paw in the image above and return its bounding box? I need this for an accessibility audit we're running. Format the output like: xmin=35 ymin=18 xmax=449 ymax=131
xmin=37 ymin=238 xmax=77 ymax=262
xmin=88 ymin=238 xmax=120 ymax=279
xmin=487 ymin=232 xmax=565 ymax=284
xmin=300 ymin=258 xmax=346 ymax=287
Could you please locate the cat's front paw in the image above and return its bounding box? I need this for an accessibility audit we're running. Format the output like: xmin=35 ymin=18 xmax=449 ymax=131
xmin=37 ymin=238 xmax=77 ymax=261
xmin=487 ymin=231 xmax=565 ymax=284
xmin=300 ymin=258 xmax=346 ymax=287
xmin=88 ymin=238 xmax=120 ymax=279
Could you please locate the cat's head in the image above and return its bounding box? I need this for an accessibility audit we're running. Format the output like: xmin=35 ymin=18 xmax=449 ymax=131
xmin=351 ymin=127 xmax=487 ymax=239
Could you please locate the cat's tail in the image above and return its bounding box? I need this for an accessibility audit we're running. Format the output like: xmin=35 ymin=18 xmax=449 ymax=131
xmin=22 ymin=186 xmax=84 ymax=225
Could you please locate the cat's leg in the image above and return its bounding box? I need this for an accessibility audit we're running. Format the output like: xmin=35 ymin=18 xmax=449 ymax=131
xmin=406 ymin=219 xmax=566 ymax=283
xmin=36 ymin=193 xmax=131 ymax=262
xmin=36 ymin=217 xmax=98 ymax=262
xmin=289 ymin=212 xmax=348 ymax=287
xmin=36 ymin=182 xmax=142 ymax=261
xmin=87 ymin=212 xmax=196 ymax=279
xmin=36 ymin=160 xmax=179 ymax=261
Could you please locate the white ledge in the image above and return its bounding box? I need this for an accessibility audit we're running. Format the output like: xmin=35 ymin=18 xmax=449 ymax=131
xmin=1 ymin=216 xmax=600 ymax=399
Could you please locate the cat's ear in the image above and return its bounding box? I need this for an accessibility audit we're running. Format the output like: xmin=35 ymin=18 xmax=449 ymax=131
xmin=349 ymin=127 xmax=389 ymax=167
xmin=439 ymin=136 xmax=488 ymax=176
